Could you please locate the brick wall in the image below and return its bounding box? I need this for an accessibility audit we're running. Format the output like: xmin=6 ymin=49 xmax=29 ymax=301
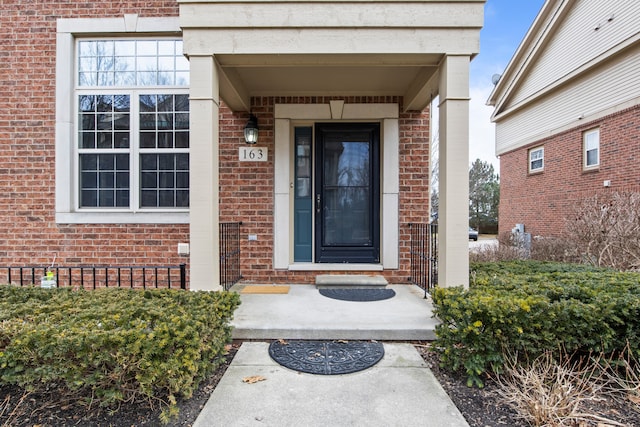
xmin=1 ymin=1 xmax=431 ymax=286
xmin=0 ymin=2 xmax=188 ymax=271
xmin=219 ymin=97 xmax=431 ymax=284
xmin=499 ymin=104 xmax=640 ymax=237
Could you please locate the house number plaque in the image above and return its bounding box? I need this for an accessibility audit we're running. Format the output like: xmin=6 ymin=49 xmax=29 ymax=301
xmin=239 ymin=147 xmax=268 ymax=162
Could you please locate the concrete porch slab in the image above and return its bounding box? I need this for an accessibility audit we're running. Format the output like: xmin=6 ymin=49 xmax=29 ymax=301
xmin=229 ymin=284 xmax=438 ymax=341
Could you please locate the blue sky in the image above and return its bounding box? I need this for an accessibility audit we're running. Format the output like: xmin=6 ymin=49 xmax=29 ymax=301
xmin=467 ymin=0 xmax=546 ymax=171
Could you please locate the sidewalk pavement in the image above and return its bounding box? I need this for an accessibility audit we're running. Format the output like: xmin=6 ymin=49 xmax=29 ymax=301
xmin=193 ymin=342 xmax=469 ymax=427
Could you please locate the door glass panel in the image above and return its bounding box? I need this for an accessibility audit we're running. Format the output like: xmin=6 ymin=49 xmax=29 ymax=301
xmin=322 ymin=140 xmax=371 ymax=246
xmin=294 ymin=127 xmax=313 ymax=262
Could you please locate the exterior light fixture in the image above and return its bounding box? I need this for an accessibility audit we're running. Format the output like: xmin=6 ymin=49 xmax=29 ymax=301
xmin=244 ymin=114 xmax=259 ymax=144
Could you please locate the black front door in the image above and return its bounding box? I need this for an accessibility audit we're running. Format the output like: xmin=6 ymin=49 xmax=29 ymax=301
xmin=314 ymin=123 xmax=380 ymax=263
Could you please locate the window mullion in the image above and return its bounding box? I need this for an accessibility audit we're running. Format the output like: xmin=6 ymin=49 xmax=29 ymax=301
xmin=132 ymin=91 xmax=141 ymax=212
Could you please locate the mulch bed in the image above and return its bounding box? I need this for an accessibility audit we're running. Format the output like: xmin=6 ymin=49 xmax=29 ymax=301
xmin=1 ymin=341 xmax=639 ymax=426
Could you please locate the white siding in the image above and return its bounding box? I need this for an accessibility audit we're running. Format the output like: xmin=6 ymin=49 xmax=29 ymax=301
xmin=496 ymin=44 xmax=640 ymax=155
xmin=506 ymin=0 xmax=639 ymax=109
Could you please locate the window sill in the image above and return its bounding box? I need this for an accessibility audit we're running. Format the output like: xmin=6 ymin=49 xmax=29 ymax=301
xmin=56 ymin=211 xmax=189 ymax=224
xmin=528 ymin=169 xmax=544 ymax=175
xmin=582 ymin=166 xmax=600 ymax=174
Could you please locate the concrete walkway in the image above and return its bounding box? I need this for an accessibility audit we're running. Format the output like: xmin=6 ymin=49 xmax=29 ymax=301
xmin=191 ymin=284 xmax=469 ymax=426
xmin=193 ymin=342 xmax=469 ymax=427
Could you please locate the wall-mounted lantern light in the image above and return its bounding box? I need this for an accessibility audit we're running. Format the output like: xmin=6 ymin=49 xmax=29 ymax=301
xmin=244 ymin=114 xmax=259 ymax=144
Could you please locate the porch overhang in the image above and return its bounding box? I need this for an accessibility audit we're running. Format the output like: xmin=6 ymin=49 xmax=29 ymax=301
xmin=178 ymin=0 xmax=484 ymax=112
xmin=179 ymin=0 xmax=485 ymax=291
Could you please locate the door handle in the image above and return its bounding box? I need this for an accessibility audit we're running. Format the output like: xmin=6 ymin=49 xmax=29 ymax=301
xmin=316 ymin=194 xmax=321 ymax=214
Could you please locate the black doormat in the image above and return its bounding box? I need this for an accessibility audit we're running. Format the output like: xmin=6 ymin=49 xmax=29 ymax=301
xmin=319 ymin=288 xmax=396 ymax=302
xmin=268 ymin=340 xmax=385 ymax=375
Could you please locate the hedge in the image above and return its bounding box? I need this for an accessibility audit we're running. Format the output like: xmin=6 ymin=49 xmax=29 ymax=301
xmin=0 ymin=286 xmax=241 ymax=422
xmin=433 ymin=261 xmax=640 ymax=387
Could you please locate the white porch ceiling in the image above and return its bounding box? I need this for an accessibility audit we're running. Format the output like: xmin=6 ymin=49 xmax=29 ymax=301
xmin=215 ymin=53 xmax=443 ymax=111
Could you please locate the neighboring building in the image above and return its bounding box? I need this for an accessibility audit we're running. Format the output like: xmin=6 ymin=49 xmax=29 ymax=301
xmin=488 ymin=0 xmax=640 ymax=237
xmin=2 ymin=0 xmax=484 ymax=291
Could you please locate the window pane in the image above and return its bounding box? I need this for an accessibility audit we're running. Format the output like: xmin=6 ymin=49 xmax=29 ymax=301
xmin=176 ymin=172 xmax=189 ymax=188
xmin=157 ymin=94 xmax=174 ymax=111
xmin=99 ymin=190 xmax=114 ymax=206
xmin=158 ymin=132 xmax=174 ymax=148
xmin=137 ymin=40 xmax=157 ymax=56
xmin=159 ymin=190 xmax=174 ymax=206
xmin=80 ymin=154 xmax=130 ymax=208
xmin=81 ymin=190 xmax=98 ymax=207
xmin=176 ymin=153 xmax=189 ymax=170
xmin=140 ymin=153 xmax=189 ymax=208
xmin=141 ymin=172 xmax=157 ymax=189
xmin=81 ymin=172 xmax=97 ymax=188
xmin=137 ymin=71 xmax=156 ymax=86
xmin=141 ymin=190 xmax=157 ymax=206
xmin=175 ymin=132 xmax=189 ymax=148
xmin=159 ymin=154 xmax=174 ymax=170
xmin=114 ymin=132 xmax=130 ymax=148
xmin=116 ymin=190 xmax=129 ymax=207
xmin=158 ymin=41 xmax=175 ymax=56
xmin=81 ymin=132 xmax=95 ymax=149
xmin=176 ymin=190 xmax=189 ymax=207
xmin=114 ymin=40 xmax=136 ymax=56
xmin=140 ymin=114 xmax=156 ymax=130
xmin=175 ymin=113 xmax=189 ymax=129
xmin=140 ymin=132 xmax=156 ymax=148
xmin=97 ymin=132 xmax=112 ymax=148
xmin=587 ymin=149 xmax=598 ymax=166
xmin=141 ymin=154 xmax=157 ymax=170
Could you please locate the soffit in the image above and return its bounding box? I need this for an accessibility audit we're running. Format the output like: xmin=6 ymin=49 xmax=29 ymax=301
xmin=215 ymin=54 xmax=441 ymax=107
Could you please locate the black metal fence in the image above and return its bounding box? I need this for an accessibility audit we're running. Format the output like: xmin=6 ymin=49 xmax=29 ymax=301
xmin=220 ymin=221 xmax=242 ymax=290
xmin=409 ymin=222 xmax=438 ymax=295
xmin=0 ymin=264 xmax=187 ymax=290
xmin=1 ymin=221 xmax=242 ymax=291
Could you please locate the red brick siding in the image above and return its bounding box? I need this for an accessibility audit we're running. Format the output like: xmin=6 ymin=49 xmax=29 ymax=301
xmin=219 ymin=97 xmax=431 ymax=284
xmin=0 ymin=2 xmax=188 ymax=271
xmin=499 ymin=105 xmax=640 ymax=237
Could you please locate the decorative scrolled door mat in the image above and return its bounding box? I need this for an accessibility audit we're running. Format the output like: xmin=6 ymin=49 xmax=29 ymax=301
xmin=318 ymin=288 xmax=396 ymax=302
xmin=268 ymin=340 xmax=385 ymax=375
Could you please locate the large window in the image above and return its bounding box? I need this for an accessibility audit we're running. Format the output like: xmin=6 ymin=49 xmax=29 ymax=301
xmin=76 ymin=39 xmax=189 ymax=210
xmin=528 ymin=146 xmax=544 ymax=173
xmin=583 ymin=128 xmax=600 ymax=169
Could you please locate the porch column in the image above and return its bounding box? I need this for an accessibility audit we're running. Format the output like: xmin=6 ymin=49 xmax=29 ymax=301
xmin=438 ymin=55 xmax=470 ymax=289
xmin=189 ymin=55 xmax=221 ymax=291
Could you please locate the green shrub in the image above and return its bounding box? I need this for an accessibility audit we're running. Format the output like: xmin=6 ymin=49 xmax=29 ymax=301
xmin=433 ymin=261 xmax=640 ymax=387
xmin=0 ymin=286 xmax=240 ymax=422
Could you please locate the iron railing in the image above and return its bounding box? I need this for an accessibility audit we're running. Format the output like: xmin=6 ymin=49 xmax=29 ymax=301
xmin=1 ymin=221 xmax=243 ymax=291
xmin=409 ymin=222 xmax=438 ymax=296
xmin=220 ymin=222 xmax=242 ymax=290
xmin=0 ymin=264 xmax=187 ymax=290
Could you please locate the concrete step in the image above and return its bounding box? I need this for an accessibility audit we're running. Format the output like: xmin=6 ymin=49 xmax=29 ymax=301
xmin=230 ymin=284 xmax=438 ymax=341
xmin=315 ymin=274 xmax=388 ymax=288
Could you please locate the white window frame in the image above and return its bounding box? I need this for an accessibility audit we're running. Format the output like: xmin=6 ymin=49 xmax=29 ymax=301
xmin=528 ymin=146 xmax=544 ymax=173
xmin=583 ymin=128 xmax=600 ymax=170
xmin=56 ymin=16 xmax=188 ymax=224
